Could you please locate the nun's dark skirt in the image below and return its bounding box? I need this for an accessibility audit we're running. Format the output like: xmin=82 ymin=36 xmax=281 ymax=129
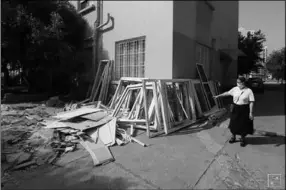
xmin=229 ymin=103 xmax=254 ymax=136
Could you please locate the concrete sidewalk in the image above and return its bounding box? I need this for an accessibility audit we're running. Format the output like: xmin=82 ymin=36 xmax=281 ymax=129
xmin=4 ymin=121 xmax=228 ymax=189
xmin=4 ymin=118 xmax=284 ymax=189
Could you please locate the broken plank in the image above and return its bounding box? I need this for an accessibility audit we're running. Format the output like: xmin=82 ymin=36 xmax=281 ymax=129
xmin=158 ymin=80 xmax=171 ymax=134
xmin=128 ymin=88 xmax=143 ymax=119
xmin=79 ymin=137 xmax=114 ymax=166
xmin=150 ymin=119 xmax=203 ymax=138
xmin=80 ymin=111 xmax=108 ymax=121
xmin=117 ymin=119 xmax=148 ymax=124
xmin=44 ymin=120 xmax=69 ymax=129
xmin=54 ymin=107 xmax=103 ymax=120
xmin=98 ymin=118 xmax=117 ymax=146
xmin=142 ymin=80 xmax=150 ymax=137
xmin=82 ymin=116 xmax=114 ymax=131
xmin=110 ymin=79 xmax=123 ymax=109
xmin=152 ymin=81 xmax=162 ymax=127
xmin=120 ymin=77 xmax=148 ymax=82
xmin=61 ymin=120 xmax=105 ymax=131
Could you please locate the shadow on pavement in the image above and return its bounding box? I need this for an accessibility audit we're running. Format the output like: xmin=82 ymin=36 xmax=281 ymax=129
xmin=246 ymin=136 xmax=285 ymax=147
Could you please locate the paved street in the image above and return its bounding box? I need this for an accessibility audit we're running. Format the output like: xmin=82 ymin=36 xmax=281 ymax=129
xmin=197 ymin=82 xmax=285 ymax=189
xmin=199 ymin=82 xmax=285 ymax=188
xmin=3 ymin=83 xmax=285 ymax=190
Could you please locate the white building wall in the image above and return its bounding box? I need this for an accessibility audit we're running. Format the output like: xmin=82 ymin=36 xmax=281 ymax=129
xmin=101 ymin=1 xmax=174 ymax=79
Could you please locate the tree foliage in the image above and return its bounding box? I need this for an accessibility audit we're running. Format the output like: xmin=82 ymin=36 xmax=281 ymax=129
xmin=1 ymin=0 xmax=90 ymax=93
xmin=266 ymin=47 xmax=285 ymax=81
xmin=238 ymin=30 xmax=266 ymax=75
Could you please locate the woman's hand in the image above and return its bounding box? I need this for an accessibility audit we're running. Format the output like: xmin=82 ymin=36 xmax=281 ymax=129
xmin=249 ymin=113 xmax=254 ymax=120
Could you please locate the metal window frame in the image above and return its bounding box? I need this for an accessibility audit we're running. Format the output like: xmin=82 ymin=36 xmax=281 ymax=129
xmin=114 ymin=36 xmax=146 ymax=81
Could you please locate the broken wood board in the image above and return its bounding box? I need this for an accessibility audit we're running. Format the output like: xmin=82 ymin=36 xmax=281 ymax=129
xmin=87 ymin=118 xmax=117 ymax=147
xmin=150 ymin=119 xmax=205 ymax=138
xmin=79 ymin=137 xmax=114 ymax=166
xmin=44 ymin=120 xmax=70 ymax=129
xmin=80 ymin=111 xmax=108 ymax=121
xmin=45 ymin=116 xmax=113 ymax=131
xmin=54 ymin=107 xmax=103 ymax=120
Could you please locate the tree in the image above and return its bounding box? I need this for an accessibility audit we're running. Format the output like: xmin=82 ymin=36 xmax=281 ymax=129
xmin=238 ymin=30 xmax=266 ymax=75
xmin=266 ymin=47 xmax=285 ymax=83
xmin=1 ymin=0 xmax=91 ymax=93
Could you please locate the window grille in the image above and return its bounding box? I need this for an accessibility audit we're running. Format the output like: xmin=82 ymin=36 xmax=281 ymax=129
xmin=114 ymin=36 xmax=146 ymax=80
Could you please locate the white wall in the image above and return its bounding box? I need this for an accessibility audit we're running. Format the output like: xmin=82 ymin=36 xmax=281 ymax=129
xmin=101 ymin=1 xmax=174 ymax=79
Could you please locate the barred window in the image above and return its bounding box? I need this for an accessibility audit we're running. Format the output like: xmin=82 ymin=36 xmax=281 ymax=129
xmin=114 ymin=36 xmax=146 ymax=80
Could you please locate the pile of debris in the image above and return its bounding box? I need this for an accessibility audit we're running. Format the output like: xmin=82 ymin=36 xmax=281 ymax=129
xmin=42 ymin=103 xmax=148 ymax=166
xmin=1 ymin=104 xmax=59 ymax=176
xmin=37 ymin=72 xmax=226 ymax=166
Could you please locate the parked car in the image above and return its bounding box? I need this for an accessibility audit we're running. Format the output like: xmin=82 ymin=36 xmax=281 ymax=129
xmin=247 ymin=77 xmax=264 ymax=93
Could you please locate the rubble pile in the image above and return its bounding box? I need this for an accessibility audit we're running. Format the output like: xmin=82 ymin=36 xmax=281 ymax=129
xmin=1 ymin=104 xmax=60 ymax=179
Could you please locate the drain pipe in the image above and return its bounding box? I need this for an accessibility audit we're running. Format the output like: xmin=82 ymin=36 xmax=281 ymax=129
xmin=88 ymin=6 xmax=114 ymax=100
xmin=93 ymin=13 xmax=113 ymax=75
xmin=92 ymin=0 xmax=102 ymax=77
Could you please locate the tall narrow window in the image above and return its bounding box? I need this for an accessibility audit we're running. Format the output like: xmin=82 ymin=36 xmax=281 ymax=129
xmin=114 ymin=36 xmax=146 ymax=80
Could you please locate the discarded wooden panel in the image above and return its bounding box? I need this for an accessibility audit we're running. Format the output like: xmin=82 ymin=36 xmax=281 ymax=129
xmin=120 ymin=77 xmax=148 ymax=82
xmin=82 ymin=115 xmax=114 ymax=131
xmin=97 ymin=118 xmax=117 ymax=146
xmin=158 ymin=80 xmax=171 ymax=134
xmin=187 ymin=81 xmax=197 ymax=121
xmin=128 ymin=89 xmax=143 ymax=119
xmin=196 ymin=63 xmax=217 ymax=110
xmin=45 ymin=120 xmax=69 ymax=129
xmin=152 ymin=81 xmax=162 ymax=127
xmin=150 ymin=119 xmax=204 ymax=138
xmin=87 ymin=61 xmax=107 ymax=100
xmin=110 ymin=77 xmax=147 ymax=109
xmin=192 ymin=80 xmax=210 ymax=114
xmin=60 ymin=120 xmax=104 ymax=131
xmin=54 ymin=107 xmax=102 ymax=120
xmin=80 ymin=111 xmax=108 ymax=121
xmin=142 ymin=80 xmax=150 ymax=137
xmin=213 ymin=81 xmax=224 ymax=108
xmin=79 ymin=137 xmax=114 ymax=166
xmin=90 ymin=60 xmax=111 ymax=103
xmin=189 ymin=80 xmax=203 ymax=116
xmin=97 ymin=60 xmax=113 ymax=104
xmin=208 ymin=81 xmax=219 ymax=111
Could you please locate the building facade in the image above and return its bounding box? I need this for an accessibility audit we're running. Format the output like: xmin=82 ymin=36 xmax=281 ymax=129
xmin=70 ymin=1 xmax=239 ymax=86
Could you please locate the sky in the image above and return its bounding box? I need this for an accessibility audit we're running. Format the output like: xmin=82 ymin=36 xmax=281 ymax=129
xmin=239 ymin=1 xmax=285 ymax=55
